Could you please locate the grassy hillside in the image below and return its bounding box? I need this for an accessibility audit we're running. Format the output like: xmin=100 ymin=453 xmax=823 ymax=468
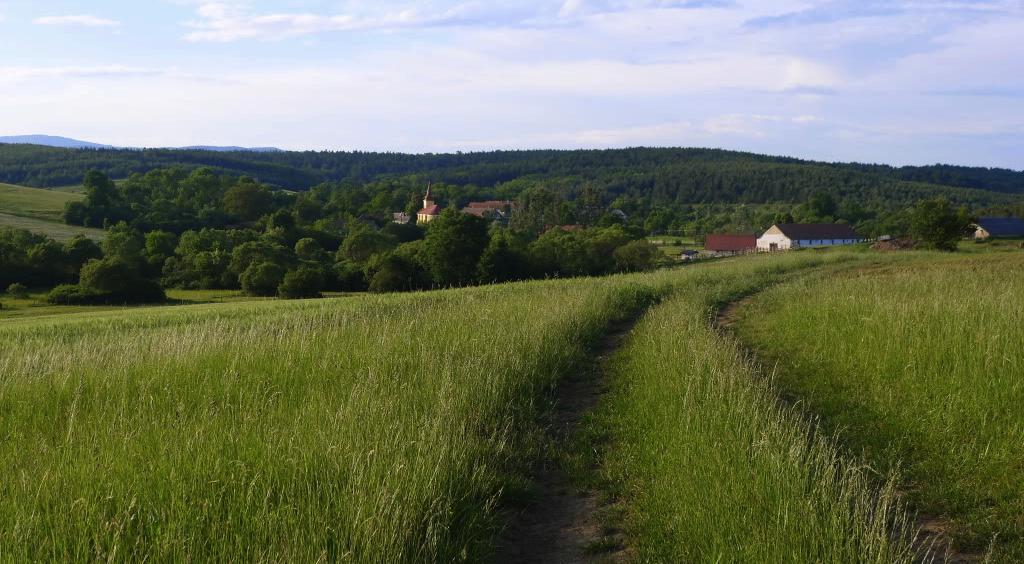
xmin=736 ymin=251 xmax=1024 ymax=561
xmin=0 ymin=183 xmax=102 ymax=240
xmin=0 ymin=182 xmax=82 ymax=221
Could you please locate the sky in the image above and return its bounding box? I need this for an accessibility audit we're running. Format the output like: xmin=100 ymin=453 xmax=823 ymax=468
xmin=1 ymin=0 xmax=1022 ymax=169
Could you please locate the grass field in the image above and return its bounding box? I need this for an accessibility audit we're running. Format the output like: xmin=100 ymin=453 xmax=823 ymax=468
xmin=0 ymin=278 xmax=657 ymax=561
xmin=736 ymin=250 xmax=1024 ymax=561
xmin=582 ymin=252 xmax=922 ymax=562
xmin=4 ymin=248 xmax=1022 ymax=561
xmin=0 ymin=183 xmax=83 ymax=220
xmin=0 ymin=288 xmax=270 ymax=320
xmin=0 ymin=183 xmax=103 ymax=240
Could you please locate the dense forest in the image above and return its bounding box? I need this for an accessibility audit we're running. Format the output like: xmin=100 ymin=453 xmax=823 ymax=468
xmin=2 ymin=144 xmax=1022 ymax=210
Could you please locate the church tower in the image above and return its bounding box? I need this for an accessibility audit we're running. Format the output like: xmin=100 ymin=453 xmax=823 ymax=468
xmin=417 ymin=183 xmax=441 ymax=224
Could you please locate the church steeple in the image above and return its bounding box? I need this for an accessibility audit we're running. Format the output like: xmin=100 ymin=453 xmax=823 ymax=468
xmin=423 ymin=183 xmax=434 ymax=209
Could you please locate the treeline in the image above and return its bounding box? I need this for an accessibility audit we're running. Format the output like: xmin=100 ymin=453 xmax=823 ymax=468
xmin=3 ymin=168 xmax=661 ymax=305
xmin=2 ymin=144 xmax=1021 ymax=210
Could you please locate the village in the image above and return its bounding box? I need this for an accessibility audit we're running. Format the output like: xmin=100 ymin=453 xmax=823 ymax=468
xmin=397 ymin=186 xmax=1024 ymax=263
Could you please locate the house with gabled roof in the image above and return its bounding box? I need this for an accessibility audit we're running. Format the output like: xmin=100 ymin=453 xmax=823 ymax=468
xmin=973 ymin=217 xmax=1024 ymax=239
xmin=757 ymin=223 xmax=862 ymax=251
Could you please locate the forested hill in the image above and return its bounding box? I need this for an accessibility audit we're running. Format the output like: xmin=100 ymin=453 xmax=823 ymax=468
xmin=2 ymin=143 xmax=1022 ymax=208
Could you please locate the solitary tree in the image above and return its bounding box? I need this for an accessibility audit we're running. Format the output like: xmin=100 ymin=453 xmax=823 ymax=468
xmin=910 ymin=198 xmax=972 ymax=251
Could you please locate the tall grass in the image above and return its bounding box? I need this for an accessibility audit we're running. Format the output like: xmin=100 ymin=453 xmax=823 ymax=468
xmin=0 ymin=280 xmax=653 ymax=561
xmin=736 ymin=252 xmax=1024 ymax=560
xmin=586 ymin=253 xmax=924 ymax=562
xmin=0 ymin=249 xmax=938 ymax=562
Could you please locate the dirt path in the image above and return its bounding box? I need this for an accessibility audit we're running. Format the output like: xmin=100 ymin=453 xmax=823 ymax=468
xmin=714 ymin=292 xmax=982 ymax=564
xmin=494 ymin=316 xmax=640 ymax=564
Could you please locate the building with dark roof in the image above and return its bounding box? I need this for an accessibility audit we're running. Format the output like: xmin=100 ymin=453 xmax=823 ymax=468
xmin=973 ymin=217 xmax=1024 ymax=239
xmin=757 ymin=223 xmax=862 ymax=251
xmin=704 ymin=233 xmax=756 ymax=254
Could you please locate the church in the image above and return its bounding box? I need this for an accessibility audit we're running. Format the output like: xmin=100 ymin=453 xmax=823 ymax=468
xmin=417 ymin=185 xmax=441 ymax=224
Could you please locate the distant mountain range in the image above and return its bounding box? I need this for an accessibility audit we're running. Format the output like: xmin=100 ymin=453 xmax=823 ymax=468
xmin=0 ymin=135 xmax=281 ymax=153
xmin=0 ymin=135 xmax=114 ymax=149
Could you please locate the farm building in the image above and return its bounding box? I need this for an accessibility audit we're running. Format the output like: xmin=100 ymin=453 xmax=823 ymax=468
xmin=704 ymin=234 xmax=756 ymax=255
xmin=973 ymin=217 xmax=1024 ymax=239
xmin=416 ymin=185 xmax=441 ymax=224
xmin=462 ymin=200 xmax=516 ymax=223
xmin=757 ymin=223 xmax=862 ymax=251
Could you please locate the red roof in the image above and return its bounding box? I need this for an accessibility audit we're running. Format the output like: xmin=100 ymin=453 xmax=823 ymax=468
xmin=466 ymin=200 xmax=515 ymax=209
xmin=418 ymin=204 xmax=441 ymax=216
xmin=704 ymin=233 xmax=757 ymax=252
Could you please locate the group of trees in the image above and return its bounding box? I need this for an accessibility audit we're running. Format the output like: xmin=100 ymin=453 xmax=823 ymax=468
xmin=7 ymin=168 xmax=663 ymax=305
xmin=0 ymin=228 xmax=101 ymax=289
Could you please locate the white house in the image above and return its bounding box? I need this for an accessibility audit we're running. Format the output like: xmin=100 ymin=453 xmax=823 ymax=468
xmin=757 ymin=223 xmax=862 ymax=251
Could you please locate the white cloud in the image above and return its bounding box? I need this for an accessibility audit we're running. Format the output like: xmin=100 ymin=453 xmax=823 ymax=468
xmin=33 ymin=15 xmax=120 ymax=27
xmin=183 ymin=1 xmax=486 ymax=42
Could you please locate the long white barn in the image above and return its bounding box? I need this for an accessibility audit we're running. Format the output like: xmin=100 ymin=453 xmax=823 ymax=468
xmin=757 ymin=223 xmax=862 ymax=251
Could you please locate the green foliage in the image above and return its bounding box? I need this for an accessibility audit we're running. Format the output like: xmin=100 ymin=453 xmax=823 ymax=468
xmin=102 ymin=222 xmax=145 ymax=262
xmin=366 ymin=253 xmax=421 ymax=293
xmin=477 ymin=231 xmax=530 ymax=283
xmin=6 ymin=282 xmax=28 ymax=298
xmin=49 ymin=257 xmax=166 ymax=305
xmin=338 ymin=227 xmax=397 ymax=264
xmin=277 ymin=267 xmax=325 ymax=299
xmin=910 ymin=198 xmax=973 ymax=251
xmin=1 ymin=227 xmax=85 ymax=287
xmin=421 ymin=209 xmax=490 ymax=287
xmin=240 ymin=262 xmax=286 ymax=297
xmin=222 ymin=179 xmax=274 ymax=221
xmin=612 ymin=239 xmax=660 ymax=272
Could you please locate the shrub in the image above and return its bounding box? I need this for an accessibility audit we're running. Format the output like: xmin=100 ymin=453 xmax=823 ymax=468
xmin=46 ymin=284 xmax=100 ymax=305
xmin=614 ymin=240 xmax=661 ymax=272
xmin=278 ymin=267 xmax=325 ymax=299
xmin=240 ymin=262 xmax=286 ymax=297
xmin=6 ymin=283 xmax=29 ymax=299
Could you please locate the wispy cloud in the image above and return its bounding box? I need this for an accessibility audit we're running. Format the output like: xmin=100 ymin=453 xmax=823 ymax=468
xmin=183 ymin=2 xmax=498 ymax=42
xmin=33 ymin=14 xmax=120 ymax=27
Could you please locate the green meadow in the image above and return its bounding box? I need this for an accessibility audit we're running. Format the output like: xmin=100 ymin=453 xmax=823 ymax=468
xmin=0 ymin=183 xmax=103 ymax=241
xmin=2 ymin=248 xmax=1023 ymax=561
xmin=736 ymin=250 xmax=1024 ymax=561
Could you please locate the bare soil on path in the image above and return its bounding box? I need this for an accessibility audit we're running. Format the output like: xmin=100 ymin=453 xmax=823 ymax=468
xmin=494 ymin=316 xmax=641 ymax=564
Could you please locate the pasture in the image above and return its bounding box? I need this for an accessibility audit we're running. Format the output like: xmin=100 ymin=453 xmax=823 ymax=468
xmin=0 ymin=183 xmax=103 ymax=241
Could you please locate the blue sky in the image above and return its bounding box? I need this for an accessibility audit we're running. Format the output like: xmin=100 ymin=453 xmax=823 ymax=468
xmin=1 ymin=0 xmax=1022 ymax=168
